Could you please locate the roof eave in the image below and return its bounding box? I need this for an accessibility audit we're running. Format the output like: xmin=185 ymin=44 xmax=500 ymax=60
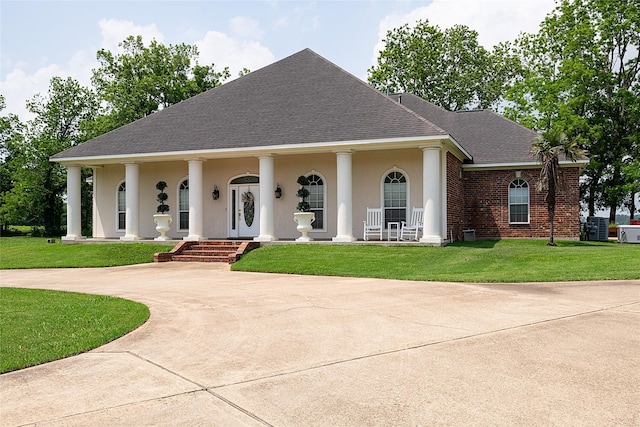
xmin=51 ymin=135 xmax=456 ymax=166
xmin=462 ymin=159 xmax=589 ymax=171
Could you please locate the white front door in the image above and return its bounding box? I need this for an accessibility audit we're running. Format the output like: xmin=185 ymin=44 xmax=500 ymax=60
xmin=228 ymin=181 xmax=260 ymax=238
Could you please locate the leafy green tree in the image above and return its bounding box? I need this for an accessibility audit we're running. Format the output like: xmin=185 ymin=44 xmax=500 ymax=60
xmin=90 ymin=35 xmax=231 ymax=134
xmin=368 ymin=20 xmax=517 ymax=110
xmin=1 ymin=78 xmax=98 ymax=236
xmin=0 ymin=95 xmax=26 ymax=232
xmin=531 ymin=129 xmax=586 ymax=245
xmin=504 ymin=0 xmax=639 ymax=221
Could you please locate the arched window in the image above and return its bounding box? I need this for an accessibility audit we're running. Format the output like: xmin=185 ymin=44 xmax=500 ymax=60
xmin=117 ymin=182 xmax=126 ymax=231
xmin=383 ymin=171 xmax=407 ymax=227
xmin=305 ymin=173 xmax=325 ymax=230
xmin=509 ymin=179 xmax=529 ymax=223
xmin=179 ymin=179 xmax=189 ymax=230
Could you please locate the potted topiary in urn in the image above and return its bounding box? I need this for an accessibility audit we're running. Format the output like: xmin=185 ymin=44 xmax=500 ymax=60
xmin=293 ymin=175 xmax=315 ymax=242
xmin=153 ymin=181 xmax=172 ymax=240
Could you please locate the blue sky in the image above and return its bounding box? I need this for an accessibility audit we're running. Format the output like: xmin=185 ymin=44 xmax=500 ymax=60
xmin=1 ymin=0 xmax=555 ymax=120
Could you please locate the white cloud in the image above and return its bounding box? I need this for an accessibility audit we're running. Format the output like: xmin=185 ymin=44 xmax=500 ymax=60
xmin=2 ymin=17 xmax=275 ymax=121
xmin=98 ymin=18 xmax=164 ymax=52
xmin=2 ymin=19 xmax=166 ymax=121
xmin=1 ymin=53 xmax=96 ymax=122
xmin=229 ymin=16 xmax=264 ymax=40
xmin=373 ymin=0 xmax=556 ymax=66
xmin=195 ymin=30 xmax=275 ymax=77
xmin=2 ymin=66 xmax=58 ymax=119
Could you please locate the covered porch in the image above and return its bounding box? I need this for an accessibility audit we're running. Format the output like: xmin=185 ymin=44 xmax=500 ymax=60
xmin=59 ymin=138 xmax=468 ymax=246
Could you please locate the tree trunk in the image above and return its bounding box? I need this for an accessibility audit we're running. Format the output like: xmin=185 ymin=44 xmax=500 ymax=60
xmin=608 ymin=204 xmax=617 ymax=224
xmin=548 ymin=204 xmax=556 ymax=246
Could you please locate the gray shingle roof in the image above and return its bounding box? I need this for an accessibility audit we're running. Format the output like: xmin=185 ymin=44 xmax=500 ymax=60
xmin=390 ymin=93 xmax=538 ymax=165
xmin=52 ymin=49 xmax=447 ymax=160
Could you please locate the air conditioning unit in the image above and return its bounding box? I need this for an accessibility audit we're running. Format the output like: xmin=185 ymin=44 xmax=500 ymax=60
xmin=586 ymin=216 xmax=609 ymax=242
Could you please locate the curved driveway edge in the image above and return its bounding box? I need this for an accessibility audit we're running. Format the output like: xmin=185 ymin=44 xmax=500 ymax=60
xmin=1 ymin=263 xmax=639 ymax=426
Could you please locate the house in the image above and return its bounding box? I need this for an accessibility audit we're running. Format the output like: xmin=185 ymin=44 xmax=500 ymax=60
xmin=51 ymin=48 xmax=586 ymax=244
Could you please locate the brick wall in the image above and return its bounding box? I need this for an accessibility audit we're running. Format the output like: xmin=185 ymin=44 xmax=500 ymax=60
xmin=446 ymin=153 xmax=465 ymax=240
xmin=462 ymin=167 xmax=581 ymax=239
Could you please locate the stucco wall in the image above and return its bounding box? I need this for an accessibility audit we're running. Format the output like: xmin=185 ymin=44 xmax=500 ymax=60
xmin=92 ymin=148 xmax=432 ymax=240
xmin=91 ymin=149 xmax=580 ymax=241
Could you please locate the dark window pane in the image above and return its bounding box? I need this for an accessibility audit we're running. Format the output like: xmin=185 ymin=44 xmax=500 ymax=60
xmin=180 ymin=212 xmax=189 ymax=230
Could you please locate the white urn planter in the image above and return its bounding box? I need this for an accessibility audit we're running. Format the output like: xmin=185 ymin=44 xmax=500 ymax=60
xmin=294 ymin=212 xmax=315 ymax=242
xmin=153 ymin=214 xmax=172 ymax=241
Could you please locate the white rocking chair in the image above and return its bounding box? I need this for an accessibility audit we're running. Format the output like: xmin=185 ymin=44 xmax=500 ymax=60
xmin=400 ymin=207 xmax=424 ymax=241
xmin=363 ymin=208 xmax=383 ymax=241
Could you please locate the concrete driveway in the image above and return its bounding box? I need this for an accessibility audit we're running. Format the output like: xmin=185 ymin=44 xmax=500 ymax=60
xmin=1 ymin=263 xmax=639 ymax=426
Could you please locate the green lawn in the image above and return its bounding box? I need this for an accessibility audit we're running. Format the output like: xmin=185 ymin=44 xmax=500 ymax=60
xmin=232 ymin=239 xmax=640 ymax=282
xmin=0 ymin=237 xmax=174 ymax=269
xmin=0 ymin=287 xmax=149 ymax=373
xmin=1 ymin=237 xmax=637 ymax=373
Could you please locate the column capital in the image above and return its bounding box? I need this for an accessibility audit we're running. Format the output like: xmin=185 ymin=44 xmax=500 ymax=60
xmin=420 ymin=143 xmax=444 ymax=152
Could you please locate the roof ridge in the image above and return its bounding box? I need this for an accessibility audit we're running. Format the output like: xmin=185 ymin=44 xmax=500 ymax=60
xmin=302 ymin=51 xmax=448 ymax=136
xmin=389 ymin=95 xmax=449 ymax=135
xmin=390 ymin=93 xmax=455 ymax=135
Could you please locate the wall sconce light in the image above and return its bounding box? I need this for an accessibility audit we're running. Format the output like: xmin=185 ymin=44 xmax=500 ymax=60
xmin=212 ymin=185 xmax=220 ymax=200
xmin=275 ymin=184 xmax=282 ymax=199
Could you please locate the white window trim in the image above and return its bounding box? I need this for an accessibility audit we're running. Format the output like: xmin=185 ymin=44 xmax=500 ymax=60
xmin=116 ymin=180 xmax=126 ymax=232
xmin=177 ymin=176 xmax=189 ymax=231
xmin=305 ymin=171 xmax=327 ymax=232
xmin=508 ymin=178 xmax=530 ymax=224
xmin=380 ymin=167 xmax=410 ymax=229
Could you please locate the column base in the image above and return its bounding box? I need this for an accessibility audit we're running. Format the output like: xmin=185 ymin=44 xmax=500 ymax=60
xmin=254 ymin=235 xmax=277 ymax=242
xmin=120 ymin=235 xmax=141 ymax=241
xmin=61 ymin=235 xmax=86 ymax=243
xmin=332 ymin=235 xmax=356 ymax=243
xmin=419 ymin=235 xmax=445 ymax=246
xmin=183 ymin=235 xmax=203 ymax=242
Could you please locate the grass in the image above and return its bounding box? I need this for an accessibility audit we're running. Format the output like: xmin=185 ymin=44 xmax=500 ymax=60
xmin=0 ymin=237 xmax=174 ymax=269
xmin=0 ymin=287 xmax=149 ymax=373
xmin=232 ymin=239 xmax=640 ymax=282
xmin=1 ymin=237 xmax=636 ymax=372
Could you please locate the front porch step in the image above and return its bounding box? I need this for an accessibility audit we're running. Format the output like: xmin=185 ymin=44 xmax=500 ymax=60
xmin=172 ymin=255 xmax=232 ymax=262
xmin=154 ymin=240 xmax=259 ymax=264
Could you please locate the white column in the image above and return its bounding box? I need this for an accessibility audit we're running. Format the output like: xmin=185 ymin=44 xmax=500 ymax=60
xmin=62 ymin=165 xmax=85 ymax=241
xmin=420 ymin=146 xmax=444 ymax=245
xmin=121 ymin=163 xmax=140 ymax=240
xmin=333 ymin=151 xmax=356 ymax=242
xmin=255 ymin=155 xmax=276 ymax=241
xmin=184 ymin=159 xmax=204 ymax=241
xmin=90 ymin=167 xmax=97 ymax=238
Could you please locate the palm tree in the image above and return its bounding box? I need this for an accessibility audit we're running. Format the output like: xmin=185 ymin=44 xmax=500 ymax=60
xmin=531 ymin=129 xmax=585 ymax=246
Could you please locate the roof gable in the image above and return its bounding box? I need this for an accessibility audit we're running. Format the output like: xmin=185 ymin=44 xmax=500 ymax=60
xmin=52 ymin=49 xmax=446 ymax=160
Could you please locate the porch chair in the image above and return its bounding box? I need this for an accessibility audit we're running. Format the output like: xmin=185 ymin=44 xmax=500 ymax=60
xmin=363 ymin=208 xmax=383 ymax=241
xmin=400 ymin=207 xmax=423 ymax=241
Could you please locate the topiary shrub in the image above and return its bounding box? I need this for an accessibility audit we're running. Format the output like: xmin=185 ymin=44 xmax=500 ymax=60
xmin=156 ymin=181 xmax=170 ymax=213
